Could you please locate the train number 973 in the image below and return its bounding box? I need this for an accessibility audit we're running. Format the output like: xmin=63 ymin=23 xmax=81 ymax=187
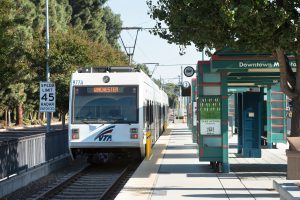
xmin=73 ymin=80 xmax=83 ymax=85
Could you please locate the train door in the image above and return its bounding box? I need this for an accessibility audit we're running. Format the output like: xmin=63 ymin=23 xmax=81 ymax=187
xmin=155 ymin=102 xmax=159 ymax=140
xmin=149 ymin=101 xmax=155 ymax=143
xmin=152 ymin=102 xmax=156 ymax=141
xmin=145 ymin=101 xmax=152 ymax=141
xmin=158 ymin=103 xmax=162 ymax=136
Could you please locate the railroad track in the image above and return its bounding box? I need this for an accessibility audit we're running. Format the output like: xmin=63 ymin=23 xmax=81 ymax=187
xmin=34 ymin=163 xmax=135 ymax=200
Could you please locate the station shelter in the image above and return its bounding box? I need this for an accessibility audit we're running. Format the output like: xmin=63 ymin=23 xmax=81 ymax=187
xmin=192 ymin=49 xmax=292 ymax=173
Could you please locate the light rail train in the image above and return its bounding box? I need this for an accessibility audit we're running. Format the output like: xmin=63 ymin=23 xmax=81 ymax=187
xmin=68 ymin=67 xmax=169 ymax=160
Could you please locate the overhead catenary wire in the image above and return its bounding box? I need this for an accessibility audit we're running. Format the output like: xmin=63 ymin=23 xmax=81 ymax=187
xmin=126 ymin=30 xmax=154 ymax=62
xmin=120 ymin=27 xmax=159 ymax=63
xmin=119 ymin=27 xmax=202 ymax=73
xmin=121 ymin=26 xmax=220 ymax=31
xmin=156 ymin=64 xmax=197 ymax=66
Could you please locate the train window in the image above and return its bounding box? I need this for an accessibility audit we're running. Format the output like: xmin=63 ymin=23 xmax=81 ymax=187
xmin=72 ymin=85 xmax=138 ymax=124
xmin=159 ymin=104 xmax=161 ymax=120
xmin=146 ymin=101 xmax=149 ymax=124
xmin=146 ymin=101 xmax=148 ymax=123
xmin=144 ymin=102 xmax=146 ymax=125
xmin=149 ymin=101 xmax=151 ymax=123
xmin=150 ymin=101 xmax=153 ymax=124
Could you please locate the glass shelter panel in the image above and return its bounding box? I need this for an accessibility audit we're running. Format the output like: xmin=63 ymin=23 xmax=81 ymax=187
xmin=203 ymin=73 xmax=221 ymax=82
xmin=203 ymin=86 xmax=221 ymax=95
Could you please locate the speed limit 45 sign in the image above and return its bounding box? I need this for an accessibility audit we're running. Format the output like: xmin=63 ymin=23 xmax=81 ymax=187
xmin=39 ymin=82 xmax=56 ymax=112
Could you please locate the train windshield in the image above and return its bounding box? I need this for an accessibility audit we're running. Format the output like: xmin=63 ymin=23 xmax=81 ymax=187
xmin=72 ymin=85 xmax=138 ymax=124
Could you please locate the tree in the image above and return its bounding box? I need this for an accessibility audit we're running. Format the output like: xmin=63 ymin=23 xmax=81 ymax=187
xmin=0 ymin=0 xmax=36 ymax=126
xmin=69 ymin=0 xmax=107 ymax=43
xmin=69 ymin=0 xmax=122 ymax=47
xmin=102 ymin=7 xmax=122 ymax=48
xmin=152 ymin=78 xmax=179 ymax=108
xmin=164 ymin=83 xmax=179 ymax=108
xmin=147 ymin=1 xmax=300 ymax=136
xmin=0 ymin=0 xmax=128 ymax=127
xmin=7 ymin=84 xmax=27 ymax=126
xmin=31 ymin=0 xmax=72 ymax=33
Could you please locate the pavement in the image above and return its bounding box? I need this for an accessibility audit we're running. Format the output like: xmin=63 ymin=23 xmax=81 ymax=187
xmin=115 ymin=122 xmax=288 ymax=200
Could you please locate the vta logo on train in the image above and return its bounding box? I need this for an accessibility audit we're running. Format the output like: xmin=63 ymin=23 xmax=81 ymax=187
xmin=94 ymin=126 xmax=115 ymax=142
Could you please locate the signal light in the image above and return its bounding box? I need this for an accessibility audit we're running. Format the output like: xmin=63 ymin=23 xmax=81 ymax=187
xmin=130 ymin=128 xmax=138 ymax=133
xmin=131 ymin=133 xmax=139 ymax=139
xmin=72 ymin=129 xmax=79 ymax=140
xmin=130 ymin=128 xmax=138 ymax=139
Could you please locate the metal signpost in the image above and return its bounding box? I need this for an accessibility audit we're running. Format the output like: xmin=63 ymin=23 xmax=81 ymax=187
xmin=46 ymin=0 xmax=51 ymax=132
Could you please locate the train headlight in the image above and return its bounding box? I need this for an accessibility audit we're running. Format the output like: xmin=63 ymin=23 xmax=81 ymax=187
xmin=130 ymin=128 xmax=138 ymax=139
xmin=103 ymin=76 xmax=110 ymax=83
xmin=72 ymin=129 xmax=79 ymax=140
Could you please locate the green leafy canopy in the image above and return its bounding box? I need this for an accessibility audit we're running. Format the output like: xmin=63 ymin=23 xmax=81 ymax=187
xmin=147 ymin=0 xmax=300 ymax=54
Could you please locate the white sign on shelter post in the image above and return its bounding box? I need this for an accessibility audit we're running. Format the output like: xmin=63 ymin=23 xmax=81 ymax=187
xmin=39 ymin=82 xmax=56 ymax=112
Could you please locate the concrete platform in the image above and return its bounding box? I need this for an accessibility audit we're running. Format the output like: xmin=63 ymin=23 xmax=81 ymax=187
xmin=116 ymin=122 xmax=288 ymax=200
xmin=273 ymin=180 xmax=300 ymax=200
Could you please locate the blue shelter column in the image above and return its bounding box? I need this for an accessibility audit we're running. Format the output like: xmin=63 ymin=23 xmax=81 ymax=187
xmin=241 ymin=90 xmax=263 ymax=157
xmin=236 ymin=93 xmax=243 ymax=154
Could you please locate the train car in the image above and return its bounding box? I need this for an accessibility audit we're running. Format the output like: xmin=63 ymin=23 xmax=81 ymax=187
xmin=68 ymin=67 xmax=169 ymax=160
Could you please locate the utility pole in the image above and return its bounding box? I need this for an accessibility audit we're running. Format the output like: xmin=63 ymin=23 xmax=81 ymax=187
xmin=178 ymin=74 xmax=182 ymax=118
xmin=181 ymin=66 xmax=184 ymax=117
xmin=45 ymin=0 xmax=51 ymax=133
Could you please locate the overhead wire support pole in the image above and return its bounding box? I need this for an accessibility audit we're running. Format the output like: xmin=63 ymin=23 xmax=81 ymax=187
xmin=119 ymin=37 xmax=129 ymax=56
xmin=132 ymin=29 xmax=139 ymax=60
xmin=180 ymin=66 xmax=183 ymax=116
xmin=120 ymin=27 xmax=141 ymax=65
xmin=143 ymin=63 xmax=159 ymax=77
xmin=45 ymin=0 xmax=51 ymax=133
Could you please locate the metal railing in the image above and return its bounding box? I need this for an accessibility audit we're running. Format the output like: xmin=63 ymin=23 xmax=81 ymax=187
xmin=0 ymin=130 xmax=68 ymax=180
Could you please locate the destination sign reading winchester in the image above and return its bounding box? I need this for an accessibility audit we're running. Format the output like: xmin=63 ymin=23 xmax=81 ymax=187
xmin=39 ymin=82 xmax=56 ymax=112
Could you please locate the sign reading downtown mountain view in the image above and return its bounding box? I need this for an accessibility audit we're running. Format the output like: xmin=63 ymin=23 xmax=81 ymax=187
xmin=212 ymin=60 xmax=296 ymax=70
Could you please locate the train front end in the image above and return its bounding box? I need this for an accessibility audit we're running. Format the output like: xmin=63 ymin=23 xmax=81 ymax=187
xmin=68 ymin=71 xmax=143 ymax=160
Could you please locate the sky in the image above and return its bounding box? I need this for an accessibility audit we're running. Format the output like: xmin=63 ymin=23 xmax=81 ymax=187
xmin=106 ymin=0 xmax=207 ymax=84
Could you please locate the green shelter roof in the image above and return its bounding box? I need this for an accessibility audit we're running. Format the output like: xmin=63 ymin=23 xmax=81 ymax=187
xmin=206 ymin=49 xmax=296 ymax=87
